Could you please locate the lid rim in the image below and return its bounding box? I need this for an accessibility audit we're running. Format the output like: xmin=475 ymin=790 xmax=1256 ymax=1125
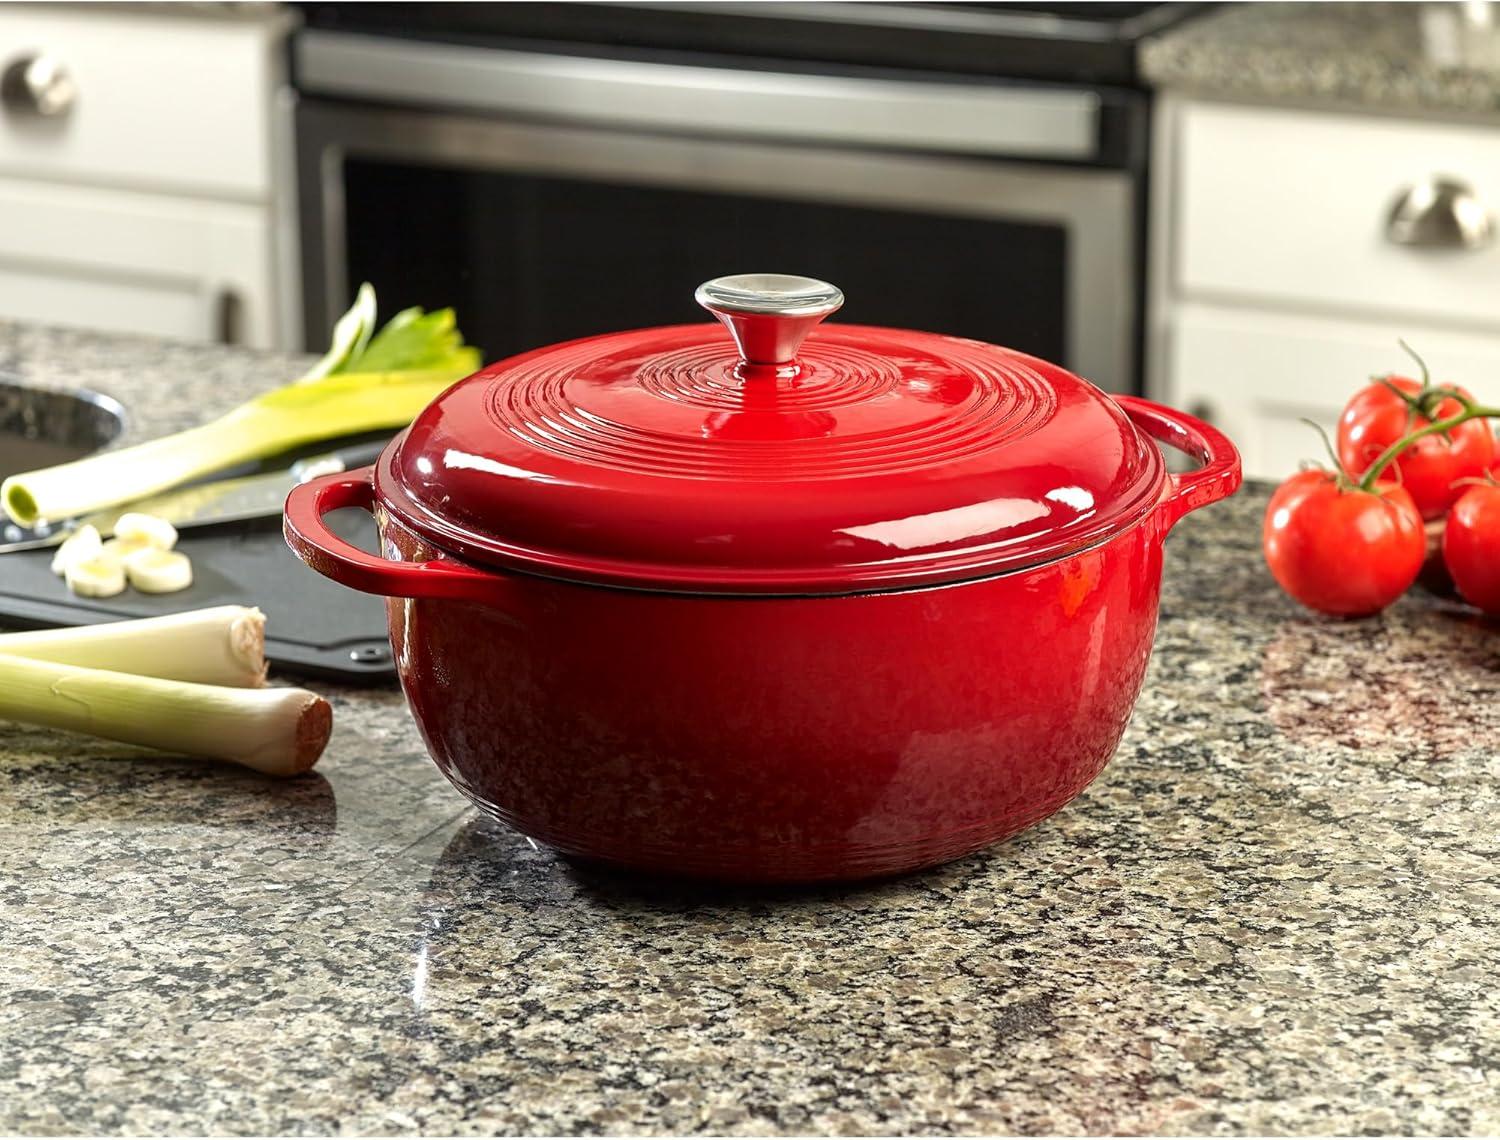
xmin=373 ymin=441 xmax=1168 ymax=597
xmin=384 ymin=313 xmax=1169 ymax=595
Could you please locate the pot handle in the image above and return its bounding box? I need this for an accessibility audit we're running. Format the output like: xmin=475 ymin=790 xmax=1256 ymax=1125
xmin=283 ymin=468 xmax=504 ymax=603
xmin=1116 ymin=396 xmax=1242 ymax=531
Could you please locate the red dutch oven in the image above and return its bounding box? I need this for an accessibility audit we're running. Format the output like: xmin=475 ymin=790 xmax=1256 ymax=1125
xmin=285 ymin=275 xmax=1240 ymax=882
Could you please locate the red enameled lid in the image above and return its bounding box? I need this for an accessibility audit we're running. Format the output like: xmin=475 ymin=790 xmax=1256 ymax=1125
xmin=376 ymin=274 xmax=1166 ymax=594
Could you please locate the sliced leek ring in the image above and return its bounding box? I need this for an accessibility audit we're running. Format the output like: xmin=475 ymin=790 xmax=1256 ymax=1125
xmin=123 ymin=548 xmax=193 ymax=594
xmin=50 ymin=524 xmax=102 ymax=576
xmin=65 ymin=553 xmax=127 ymax=598
xmin=100 ymin=535 xmax=151 ymax=564
xmin=114 ymin=512 xmax=178 ymax=551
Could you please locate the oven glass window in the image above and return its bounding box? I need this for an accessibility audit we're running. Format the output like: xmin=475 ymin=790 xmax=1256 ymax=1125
xmin=343 ymin=158 xmax=1068 ymax=366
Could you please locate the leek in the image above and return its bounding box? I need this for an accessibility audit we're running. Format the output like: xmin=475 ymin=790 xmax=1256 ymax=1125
xmin=2 ymin=366 xmax=469 ymax=526
xmin=0 ymin=652 xmax=330 ymax=776
xmin=123 ymin=547 xmax=193 ymax=593
xmin=50 ymin=524 xmax=101 ymax=575
xmin=2 ymin=287 xmax=481 ymax=526
xmin=0 ymin=605 xmax=268 ymax=687
xmin=300 ymin=282 xmax=377 ymax=381
xmin=113 ymin=511 xmax=179 ymax=550
xmin=335 ymin=305 xmax=475 ymax=375
xmin=64 ymin=554 xmax=125 ymax=598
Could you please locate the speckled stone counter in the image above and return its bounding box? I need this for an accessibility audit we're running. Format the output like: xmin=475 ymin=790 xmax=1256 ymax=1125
xmin=1 ymin=320 xmax=1498 ymax=1135
xmin=1143 ymin=2 xmax=1500 ymax=115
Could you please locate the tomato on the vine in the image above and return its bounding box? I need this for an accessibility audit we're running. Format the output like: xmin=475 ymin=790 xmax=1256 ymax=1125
xmin=1337 ymin=375 xmax=1496 ymax=520
xmin=1263 ymin=470 xmax=1426 ymax=617
xmin=1442 ymin=480 xmax=1500 ymax=616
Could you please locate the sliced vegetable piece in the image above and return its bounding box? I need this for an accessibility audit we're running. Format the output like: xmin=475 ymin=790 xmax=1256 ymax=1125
xmin=123 ymin=547 xmax=193 ymax=594
xmin=65 ymin=553 xmax=126 ymax=598
xmin=50 ymin=524 xmax=102 ymax=576
xmin=99 ymin=535 xmax=150 ymax=564
xmin=0 ymin=605 xmax=267 ymax=687
xmin=113 ymin=511 xmax=178 ymax=551
xmin=0 ymin=652 xmax=330 ymax=776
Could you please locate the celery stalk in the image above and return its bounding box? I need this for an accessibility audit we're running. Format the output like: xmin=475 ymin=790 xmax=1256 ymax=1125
xmin=0 ymin=652 xmax=331 ymax=776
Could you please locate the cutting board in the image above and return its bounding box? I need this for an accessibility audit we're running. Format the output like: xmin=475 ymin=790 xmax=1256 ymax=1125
xmin=0 ymin=510 xmax=397 ymax=683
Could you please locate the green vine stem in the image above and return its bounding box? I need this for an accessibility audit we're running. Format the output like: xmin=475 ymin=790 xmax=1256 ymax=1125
xmin=1450 ymin=471 xmax=1500 ymax=491
xmin=1379 ymin=341 xmax=1448 ymax=421
xmin=1299 ymin=417 xmax=1358 ymax=490
xmin=1357 ymin=388 xmax=1500 ymax=492
xmin=1398 ymin=338 xmax=1431 ymax=390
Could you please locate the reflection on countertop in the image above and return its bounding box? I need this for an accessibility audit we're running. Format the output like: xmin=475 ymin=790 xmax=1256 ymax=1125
xmin=1 ymin=319 xmax=1498 ymax=1134
xmin=1143 ymin=1 xmax=1500 ymax=113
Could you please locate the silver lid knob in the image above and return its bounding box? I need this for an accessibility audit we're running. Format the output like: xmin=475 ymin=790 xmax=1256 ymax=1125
xmin=695 ymin=274 xmax=844 ymax=367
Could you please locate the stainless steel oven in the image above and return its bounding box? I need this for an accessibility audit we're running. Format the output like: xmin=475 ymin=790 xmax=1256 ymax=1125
xmin=293 ymin=5 xmax=1155 ymax=391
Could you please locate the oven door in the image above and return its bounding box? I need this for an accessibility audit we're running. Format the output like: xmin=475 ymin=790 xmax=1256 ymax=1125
xmin=295 ymin=39 xmax=1138 ymax=390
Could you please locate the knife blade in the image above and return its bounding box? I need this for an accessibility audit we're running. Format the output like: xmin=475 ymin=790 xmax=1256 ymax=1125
xmin=0 ymin=438 xmax=390 ymax=555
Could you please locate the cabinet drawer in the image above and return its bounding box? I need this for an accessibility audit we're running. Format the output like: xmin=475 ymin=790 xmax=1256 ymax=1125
xmin=0 ymin=265 xmax=207 ymax=345
xmin=0 ymin=6 xmax=281 ymax=198
xmin=0 ymin=177 xmax=276 ymax=347
xmin=1165 ymin=302 xmax=1500 ymax=483
xmin=1176 ymin=102 xmax=1500 ymax=330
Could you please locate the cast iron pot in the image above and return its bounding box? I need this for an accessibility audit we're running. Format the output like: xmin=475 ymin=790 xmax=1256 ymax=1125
xmin=285 ymin=275 xmax=1240 ymax=882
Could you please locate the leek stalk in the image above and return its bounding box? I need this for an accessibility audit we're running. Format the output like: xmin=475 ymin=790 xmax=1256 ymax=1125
xmin=2 ymin=365 xmax=467 ymax=526
xmin=0 ymin=605 xmax=267 ymax=687
xmin=0 ymin=653 xmax=331 ymax=776
xmin=300 ymin=282 xmax=377 ymax=382
xmin=3 ymin=287 xmax=480 ymax=526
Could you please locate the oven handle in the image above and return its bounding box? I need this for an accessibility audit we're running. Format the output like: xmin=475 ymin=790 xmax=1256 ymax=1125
xmin=295 ymin=30 xmax=1100 ymax=162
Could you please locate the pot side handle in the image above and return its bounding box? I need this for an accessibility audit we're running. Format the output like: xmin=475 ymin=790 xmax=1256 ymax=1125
xmin=1115 ymin=396 xmax=1242 ymax=531
xmin=283 ymin=468 xmax=503 ymax=604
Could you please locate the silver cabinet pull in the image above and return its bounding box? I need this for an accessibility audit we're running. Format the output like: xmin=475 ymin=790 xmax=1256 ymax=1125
xmin=1 ymin=53 xmax=77 ymax=118
xmin=1386 ymin=176 xmax=1494 ymax=250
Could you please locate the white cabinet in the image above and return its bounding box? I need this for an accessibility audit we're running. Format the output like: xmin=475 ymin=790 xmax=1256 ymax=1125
xmin=0 ymin=5 xmax=275 ymax=197
xmin=0 ymin=178 xmax=275 ymax=344
xmin=0 ymin=4 xmax=294 ymax=349
xmin=1168 ymin=302 xmax=1500 ymax=481
xmin=1149 ymin=96 xmax=1500 ymax=481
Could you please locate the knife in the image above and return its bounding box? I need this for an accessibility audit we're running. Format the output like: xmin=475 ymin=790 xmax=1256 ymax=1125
xmin=0 ymin=438 xmax=390 ymax=554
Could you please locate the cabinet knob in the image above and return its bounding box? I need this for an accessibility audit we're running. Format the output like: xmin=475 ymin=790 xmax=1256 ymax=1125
xmin=1 ymin=53 xmax=77 ymax=118
xmin=1386 ymin=176 xmax=1493 ymax=250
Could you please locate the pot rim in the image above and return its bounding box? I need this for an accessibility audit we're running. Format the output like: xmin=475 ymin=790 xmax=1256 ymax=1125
xmin=284 ymin=395 xmax=1240 ymax=605
xmin=372 ymin=435 xmax=1170 ymax=597
xmin=378 ymin=490 xmax=1169 ymax=601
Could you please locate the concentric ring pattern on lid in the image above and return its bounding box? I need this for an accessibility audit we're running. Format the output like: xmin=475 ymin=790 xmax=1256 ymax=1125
xmin=377 ymin=274 xmax=1167 ymax=594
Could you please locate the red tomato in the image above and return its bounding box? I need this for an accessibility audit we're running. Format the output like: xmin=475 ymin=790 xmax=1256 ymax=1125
xmin=1442 ymin=481 xmax=1500 ymax=615
xmin=1263 ymin=470 xmax=1426 ymax=617
xmin=1337 ymin=376 xmax=1496 ymax=520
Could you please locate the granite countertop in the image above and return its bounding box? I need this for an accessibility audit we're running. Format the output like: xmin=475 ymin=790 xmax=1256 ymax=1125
xmin=1143 ymin=2 xmax=1500 ymax=115
xmin=2 ymin=320 xmax=1498 ymax=1135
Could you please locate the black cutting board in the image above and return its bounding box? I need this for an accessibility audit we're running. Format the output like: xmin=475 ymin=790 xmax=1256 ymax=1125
xmin=0 ymin=510 xmax=397 ymax=683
